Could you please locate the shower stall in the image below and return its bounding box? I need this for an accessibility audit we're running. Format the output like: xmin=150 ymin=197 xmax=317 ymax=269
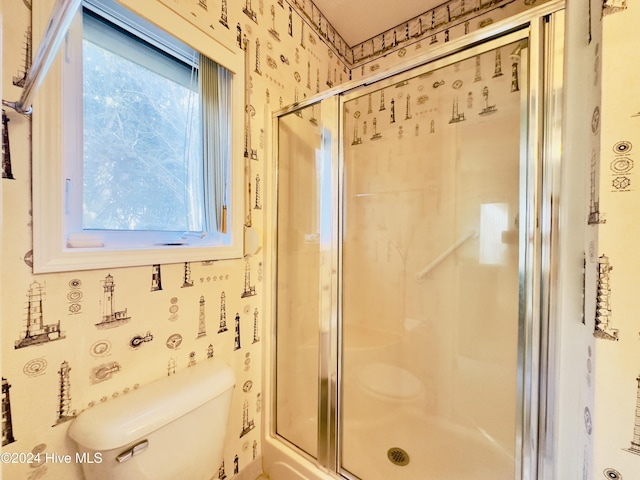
xmin=265 ymin=3 xmax=564 ymax=480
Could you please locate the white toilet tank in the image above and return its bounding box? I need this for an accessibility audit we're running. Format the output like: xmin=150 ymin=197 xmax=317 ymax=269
xmin=68 ymin=358 xmax=235 ymax=480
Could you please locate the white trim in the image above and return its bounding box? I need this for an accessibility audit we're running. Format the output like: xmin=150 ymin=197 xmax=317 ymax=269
xmin=32 ymin=0 xmax=244 ymax=273
xmin=116 ymin=0 xmax=240 ymax=75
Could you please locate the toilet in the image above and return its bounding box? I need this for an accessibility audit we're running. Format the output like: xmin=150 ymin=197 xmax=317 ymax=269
xmin=347 ymin=362 xmax=426 ymax=422
xmin=357 ymin=362 xmax=425 ymax=403
xmin=68 ymin=358 xmax=235 ymax=480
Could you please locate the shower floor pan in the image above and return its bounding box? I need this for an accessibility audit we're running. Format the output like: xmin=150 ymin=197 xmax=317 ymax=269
xmin=341 ymin=410 xmax=514 ymax=480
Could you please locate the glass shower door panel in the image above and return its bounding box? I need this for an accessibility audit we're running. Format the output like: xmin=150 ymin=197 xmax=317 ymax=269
xmin=276 ymin=104 xmax=323 ymax=458
xmin=340 ymin=40 xmax=527 ymax=480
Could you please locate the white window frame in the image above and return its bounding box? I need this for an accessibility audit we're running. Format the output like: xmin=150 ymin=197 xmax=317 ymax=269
xmin=32 ymin=0 xmax=245 ymax=273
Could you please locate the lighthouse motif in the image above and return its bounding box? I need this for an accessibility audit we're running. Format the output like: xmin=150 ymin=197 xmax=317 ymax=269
xmin=252 ymin=308 xmax=260 ymax=343
xmin=219 ymin=0 xmax=229 ymax=28
xmin=234 ymin=313 xmax=242 ymax=351
xmin=53 ymin=361 xmax=75 ymax=425
xmin=96 ymin=274 xmax=131 ymax=329
xmin=218 ymin=292 xmax=229 ymax=333
xmin=2 ymin=378 xmax=16 ymax=445
xmin=197 ymin=295 xmax=207 ymax=338
xmin=240 ymin=399 xmax=255 ymax=437
xmin=15 ymin=282 xmax=65 ymax=349
xmin=626 ymin=374 xmax=640 ymax=455
xmin=241 ymin=262 xmax=256 ymax=298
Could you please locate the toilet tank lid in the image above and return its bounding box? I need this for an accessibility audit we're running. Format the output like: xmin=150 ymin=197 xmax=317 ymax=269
xmin=68 ymin=358 xmax=235 ymax=451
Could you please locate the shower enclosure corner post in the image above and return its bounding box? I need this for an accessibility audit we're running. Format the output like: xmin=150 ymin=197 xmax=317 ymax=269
xmin=516 ymin=11 xmax=567 ymax=480
xmin=532 ymin=10 xmax=565 ymax=480
xmin=316 ymin=95 xmax=341 ymax=473
xmin=517 ymin=13 xmax=543 ymax=480
xmin=264 ymin=109 xmax=280 ymax=445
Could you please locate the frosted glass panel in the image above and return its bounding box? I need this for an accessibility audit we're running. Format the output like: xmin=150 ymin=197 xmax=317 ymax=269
xmin=275 ymin=104 xmax=322 ymax=458
xmin=340 ymin=40 xmax=527 ymax=480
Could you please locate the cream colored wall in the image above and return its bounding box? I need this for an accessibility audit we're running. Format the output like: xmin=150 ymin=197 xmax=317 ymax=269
xmin=593 ymin=2 xmax=640 ymax=478
xmin=2 ymin=0 xmax=632 ymax=478
xmin=0 ymin=1 xmax=344 ymax=479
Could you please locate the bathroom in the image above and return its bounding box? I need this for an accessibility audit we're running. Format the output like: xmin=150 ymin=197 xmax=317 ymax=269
xmin=0 ymin=0 xmax=638 ymax=479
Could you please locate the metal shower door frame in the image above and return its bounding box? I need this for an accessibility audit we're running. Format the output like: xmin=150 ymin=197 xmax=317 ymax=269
xmin=268 ymin=3 xmax=565 ymax=480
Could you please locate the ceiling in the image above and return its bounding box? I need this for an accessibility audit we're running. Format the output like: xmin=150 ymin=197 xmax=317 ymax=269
xmin=312 ymin=0 xmax=437 ymax=46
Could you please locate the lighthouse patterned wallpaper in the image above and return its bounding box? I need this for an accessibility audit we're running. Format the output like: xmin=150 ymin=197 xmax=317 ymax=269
xmin=0 ymin=0 xmax=348 ymax=477
xmin=594 ymin=2 xmax=640 ymax=479
xmin=1 ymin=0 xmax=637 ymax=479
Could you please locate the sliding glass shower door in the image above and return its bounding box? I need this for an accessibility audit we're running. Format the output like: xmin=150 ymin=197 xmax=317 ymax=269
xmin=339 ymin=35 xmax=528 ymax=480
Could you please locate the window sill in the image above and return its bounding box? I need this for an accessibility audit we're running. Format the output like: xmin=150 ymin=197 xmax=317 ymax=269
xmin=33 ymin=241 xmax=244 ymax=273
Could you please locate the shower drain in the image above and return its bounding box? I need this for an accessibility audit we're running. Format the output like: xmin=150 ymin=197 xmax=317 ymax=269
xmin=387 ymin=447 xmax=410 ymax=466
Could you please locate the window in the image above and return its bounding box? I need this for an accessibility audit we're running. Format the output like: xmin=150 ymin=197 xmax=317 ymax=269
xmin=32 ymin=0 xmax=244 ymax=272
xmin=81 ymin=10 xmax=203 ymax=236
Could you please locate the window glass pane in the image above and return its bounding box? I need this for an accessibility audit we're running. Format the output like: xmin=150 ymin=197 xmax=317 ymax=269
xmin=82 ymin=18 xmax=201 ymax=232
